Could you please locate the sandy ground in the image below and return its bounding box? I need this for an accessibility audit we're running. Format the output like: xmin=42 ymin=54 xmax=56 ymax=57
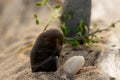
xmin=0 ymin=0 xmax=120 ymax=80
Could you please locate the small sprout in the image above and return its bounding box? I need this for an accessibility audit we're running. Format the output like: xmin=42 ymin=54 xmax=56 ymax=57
xmin=36 ymin=19 xmax=40 ymax=25
xmin=36 ymin=2 xmax=42 ymax=6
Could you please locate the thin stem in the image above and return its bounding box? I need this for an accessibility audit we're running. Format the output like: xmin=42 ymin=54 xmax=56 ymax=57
xmin=45 ymin=4 xmax=53 ymax=11
xmin=64 ymin=37 xmax=75 ymax=41
xmin=43 ymin=4 xmax=61 ymax=31
xmin=84 ymin=20 xmax=120 ymax=38
xmin=64 ymin=20 xmax=120 ymax=41
xmin=43 ymin=4 xmax=53 ymax=31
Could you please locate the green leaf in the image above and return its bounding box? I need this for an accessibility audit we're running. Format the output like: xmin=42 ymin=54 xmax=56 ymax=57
xmin=36 ymin=2 xmax=42 ymax=6
xmin=54 ymin=4 xmax=61 ymax=9
xmin=79 ymin=20 xmax=87 ymax=28
xmin=64 ymin=11 xmax=73 ymax=20
xmin=61 ymin=23 xmax=67 ymax=36
xmin=111 ymin=23 xmax=115 ymax=28
xmin=77 ymin=26 xmax=83 ymax=33
xmin=84 ymin=38 xmax=90 ymax=43
xmin=71 ymin=39 xmax=80 ymax=47
xmin=77 ymin=20 xmax=87 ymax=33
xmin=43 ymin=0 xmax=49 ymax=5
xmin=35 ymin=19 xmax=40 ymax=25
xmin=77 ymin=32 xmax=82 ymax=37
xmin=34 ymin=14 xmax=38 ymax=19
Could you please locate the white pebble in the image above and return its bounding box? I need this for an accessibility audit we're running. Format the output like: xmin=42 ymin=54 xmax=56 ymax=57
xmin=63 ymin=56 xmax=85 ymax=75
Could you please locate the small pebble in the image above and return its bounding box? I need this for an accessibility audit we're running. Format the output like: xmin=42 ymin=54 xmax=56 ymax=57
xmin=63 ymin=56 xmax=85 ymax=75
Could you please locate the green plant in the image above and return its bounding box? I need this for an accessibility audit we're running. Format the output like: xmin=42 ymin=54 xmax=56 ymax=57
xmin=34 ymin=0 xmax=62 ymax=31
xmin=34 ymin=0 xmax=120 ymax=47
xmin=62 ymin=20 xmax=120 ymax=47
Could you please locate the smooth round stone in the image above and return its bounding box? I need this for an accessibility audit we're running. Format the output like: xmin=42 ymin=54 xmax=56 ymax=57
xmin=63 ymin=56 xmax=85 ymax=75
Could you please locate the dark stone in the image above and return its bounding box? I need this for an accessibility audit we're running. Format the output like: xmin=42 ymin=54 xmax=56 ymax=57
xmin=61 ymin=0 xmax=91 ymax=37
xmin=30 ymin=29 xmax=63 ymax=72
xmin=32 ymin=56 xmax=58 ymax=72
